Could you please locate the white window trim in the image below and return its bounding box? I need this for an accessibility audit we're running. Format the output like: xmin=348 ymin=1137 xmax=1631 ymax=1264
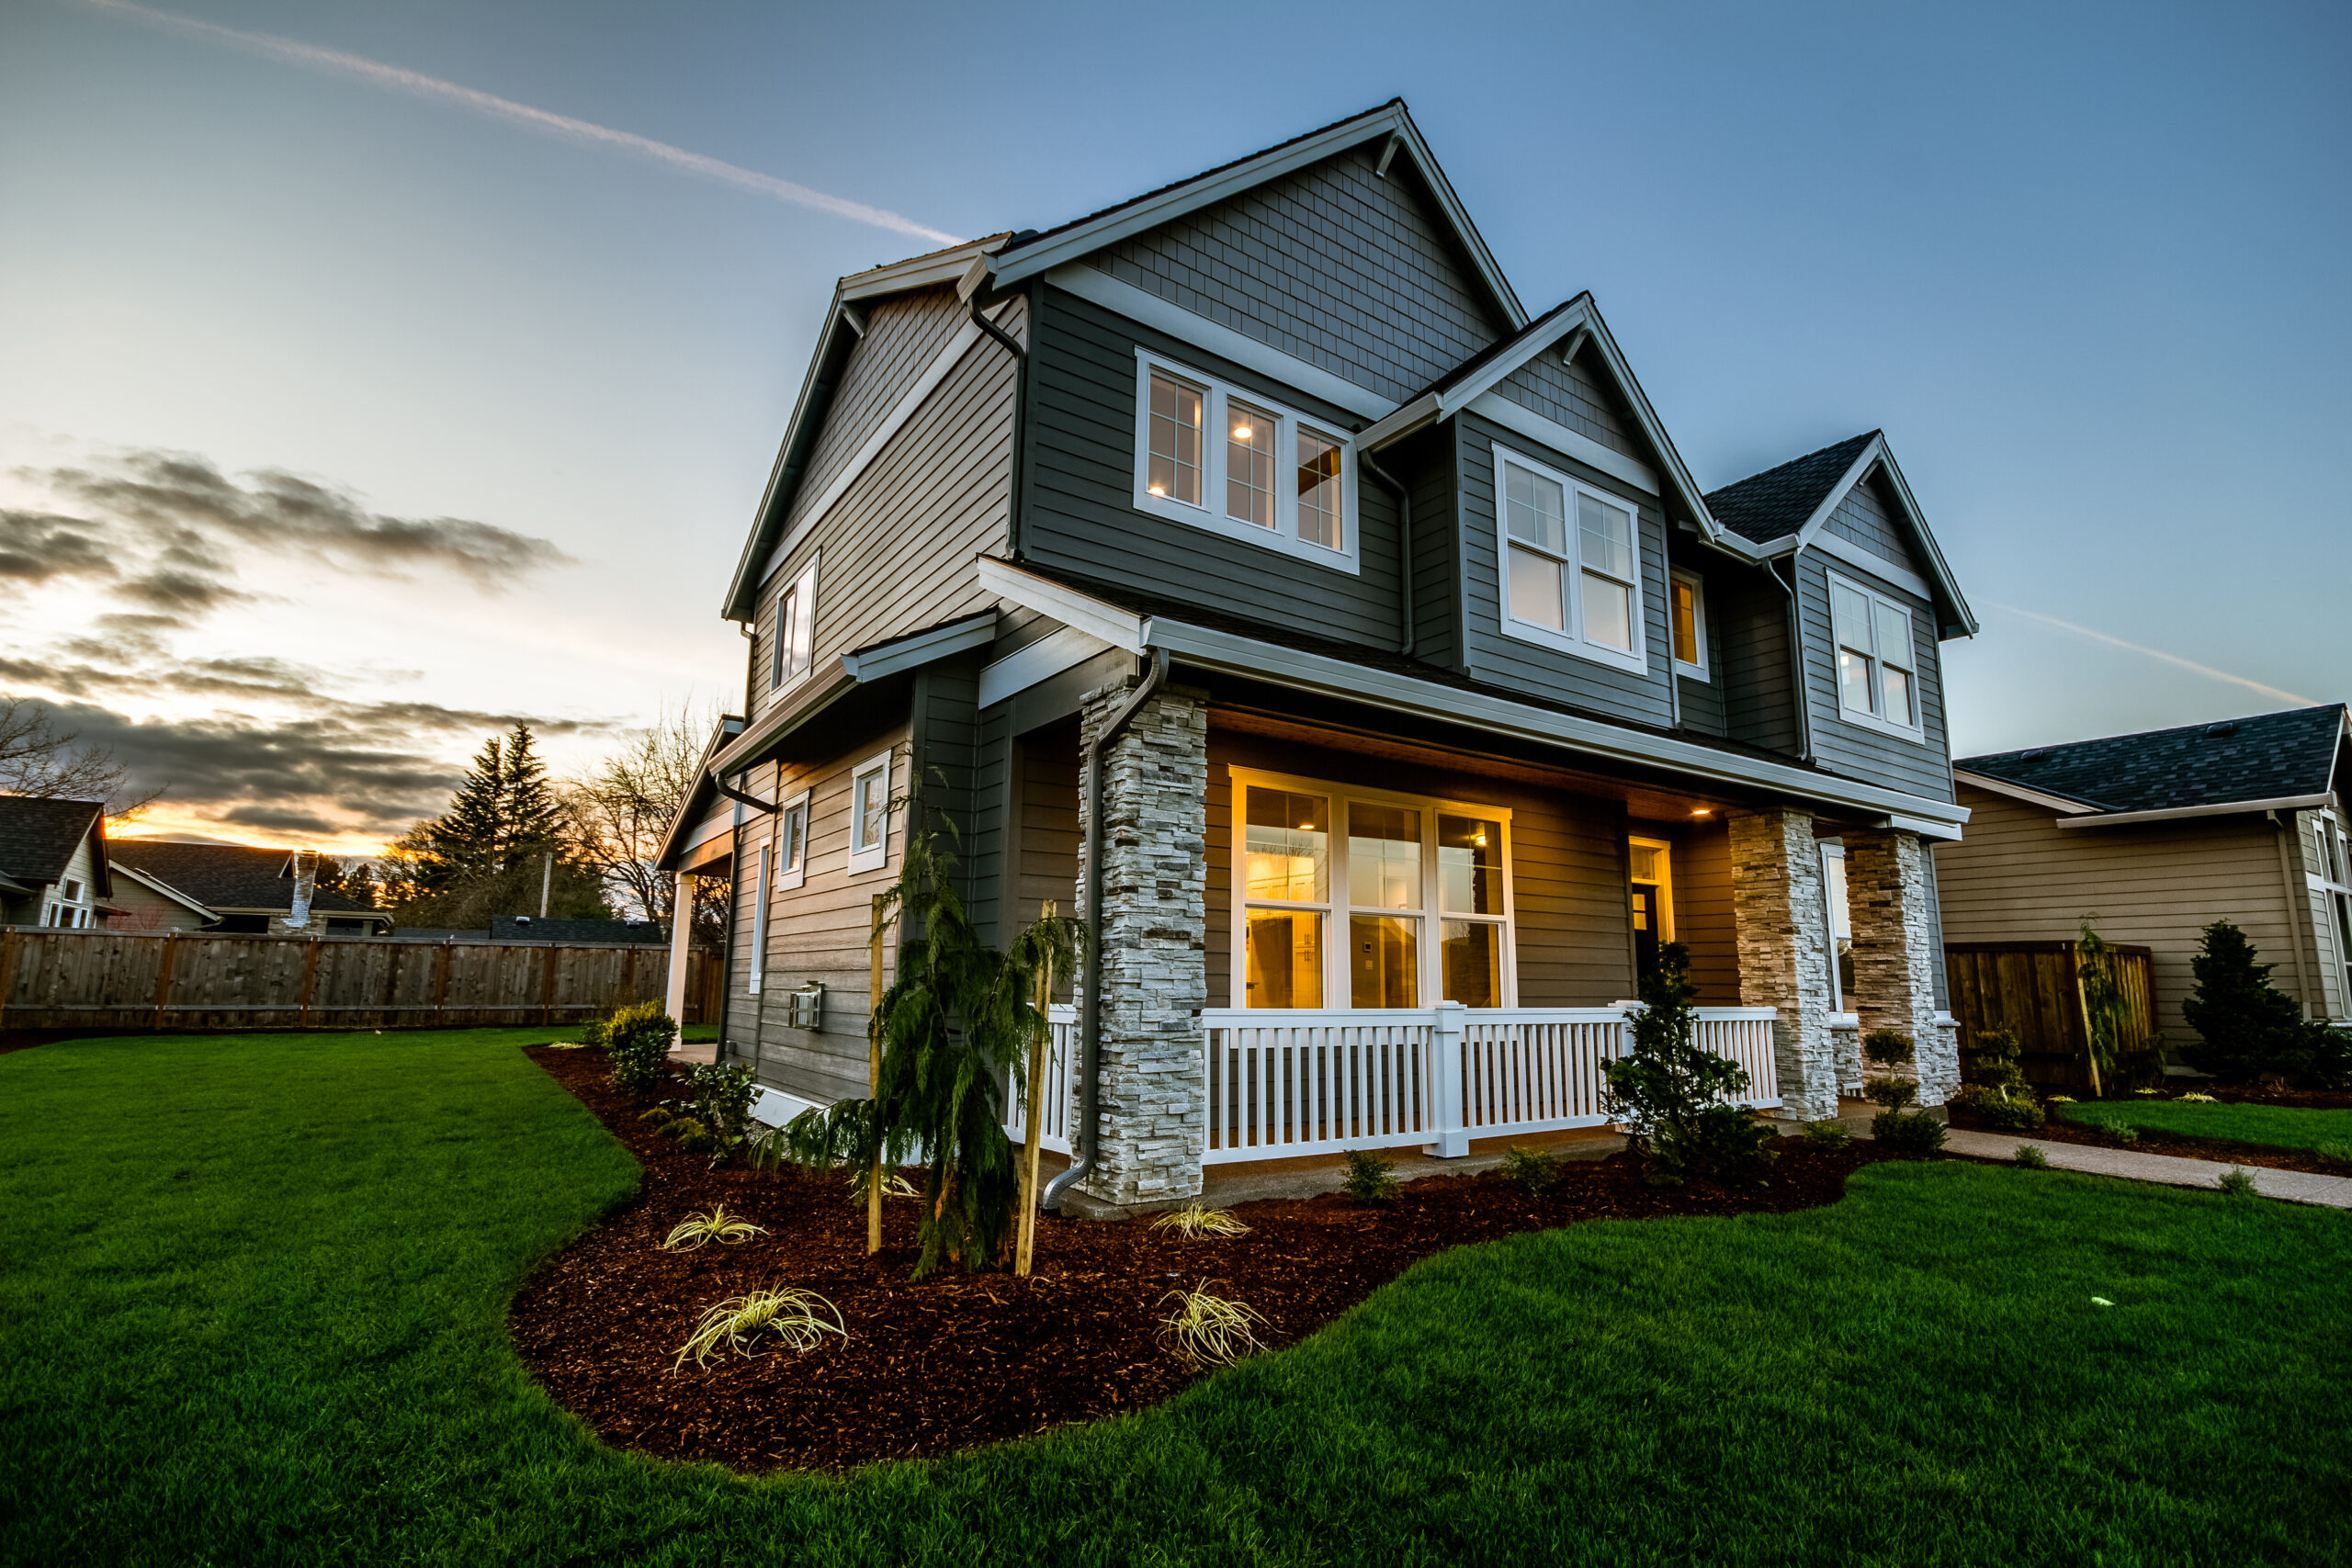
xmin=1668 ymin=567 xmax=1710 ymax=680
xmin=1131 ymin=350 xmax=1361 ymax=574
xmin=1628 ymin=836 xmax=1676 ymax=943
xmin=847 ymin=750 xmax=893 ymax=876
xmin=1825 ymin=567 xmax=1925 ymax=739
xmin=1489 ymin=443 xmax=1649 ymax=678
xmin=746 ymin=837 xmax=771 ymax=996
xmin=767 ymin=554 xmax=820 ymax=705
xmin=2309 ymin=809 xmax=2352 ymax=1019
xmin=775 ymin=788 xmax=811 ymax=892
xmin=1228 ymin=764 xmax=1517 ymax=1011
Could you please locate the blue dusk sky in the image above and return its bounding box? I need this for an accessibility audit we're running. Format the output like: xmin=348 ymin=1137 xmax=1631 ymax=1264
xmin=2 ymin=0 xmax=2345 ymax=850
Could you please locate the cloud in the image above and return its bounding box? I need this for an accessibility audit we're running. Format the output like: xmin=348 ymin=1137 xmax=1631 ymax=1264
xmin=82 ymin=0 xmax=964 ymax=246
xmin=115 ymin=568 xmax=252 ymax=613
xmin=0 ymin=509 xmax=119 ymax=584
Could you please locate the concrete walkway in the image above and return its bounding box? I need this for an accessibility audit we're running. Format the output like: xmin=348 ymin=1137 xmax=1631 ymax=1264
xmin=1939 ymin=1126 xmax=2352 ymax=1210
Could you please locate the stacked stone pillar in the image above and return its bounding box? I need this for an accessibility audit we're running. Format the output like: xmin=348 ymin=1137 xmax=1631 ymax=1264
xmin=1072 ymin=677 xmax=1209 ymax=1210
xmin=1841 ymin=828 xmax=1958 ymax=1104
xmin=1727 ymin=807 xmax=1840 ymax=1121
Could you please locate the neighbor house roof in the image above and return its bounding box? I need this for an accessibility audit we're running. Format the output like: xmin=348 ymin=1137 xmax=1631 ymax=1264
xmin=1957 ymin=705 xmax=2350 ymax=817
xmin=0 ymin=796 xmax=108 ymax=897
xmin=490 ymin=916 xmax=668 ymax=944
xmin=104 ymin=842 xmax=376 ymax=915
xmin=1704 ymin=433 xmax=1880 ymax=544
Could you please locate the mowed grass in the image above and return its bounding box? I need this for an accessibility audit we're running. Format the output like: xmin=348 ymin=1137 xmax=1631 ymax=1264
xmin=2060 ymin=1096 xmax=2352 ymax=1155
xmin=4 ymin=1032 xmax=2349 ymax=1568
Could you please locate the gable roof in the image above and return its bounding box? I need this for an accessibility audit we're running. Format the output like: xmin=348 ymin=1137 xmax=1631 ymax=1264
xmin=104 ymin=842 xmax=375 ymax=915
xmin=107 ymin=861 xmax=219 ymax=920
xmin=1957 ymin=704 xmax=2348 ymax=817
xmin=0 ymin=796 xmax=107 ymax=896
xmin=654 ymin=715 xmax=747 ymax=870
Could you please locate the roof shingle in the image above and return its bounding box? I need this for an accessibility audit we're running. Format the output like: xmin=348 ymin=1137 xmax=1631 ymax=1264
xmin=1702 ymin=432 xmax=1877 ymax=544
xmin=1957 ymin=705 xmax=2348 ymax=815
xmin=105 ymin=842 xmax=376 ymax=915
xmin=0 ymin=797 xmax=104 ymax=888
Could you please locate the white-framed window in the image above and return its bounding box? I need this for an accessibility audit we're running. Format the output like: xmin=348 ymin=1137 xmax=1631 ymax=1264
xmin=1827 ymin=570 xmax=1922 ymax=736
xmin=1491 ymin=445 xmax=1647 ymax=676
xmin=848 ymin=750 xmax=892 ymax=875
xmin=769 ymin=555 xmax=818 ymax=698
xmin=61 ymin=878 xmax=83 ymax=903
xmin=1231 ymin=767 xmax=1514 ymax=1010
xmin=775 ymin=788 xmax=810 ymax=892
xmin=746 ymin=837 xmax=771 ymax=996
xmin=1668 ymin=568 xmax=1709 ymax=679
xmin=2311 ymin=810 xmax=2352 ymax=1017
xmin=1819 ymin=840 xmax=1855 ymax=1013
xmin=1132 ymin=351 xmax=1359 ymax=571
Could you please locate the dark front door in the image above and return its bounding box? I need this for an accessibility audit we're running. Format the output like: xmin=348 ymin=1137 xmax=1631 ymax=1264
xmin=1631 ymin=882 xmax=1662 ymax=980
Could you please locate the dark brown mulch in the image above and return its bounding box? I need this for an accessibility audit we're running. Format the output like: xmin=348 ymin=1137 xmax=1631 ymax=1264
xmin=512 ymin=1045 xmax=1914 ymax=1473
xmin=1945 ymin=1101 xmax=2349 ymax=1177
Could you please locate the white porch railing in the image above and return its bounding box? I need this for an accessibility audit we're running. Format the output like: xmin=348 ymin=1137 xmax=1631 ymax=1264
xmin=1004 ymin=1003 xmax=1779 ymax=1167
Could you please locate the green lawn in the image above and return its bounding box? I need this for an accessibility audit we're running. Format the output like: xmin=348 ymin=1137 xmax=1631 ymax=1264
xmin=5 ymin=1031 xmax=2348 ymax=1568
xmin=2059 ymin=1096 xmax=2352 ymax=1155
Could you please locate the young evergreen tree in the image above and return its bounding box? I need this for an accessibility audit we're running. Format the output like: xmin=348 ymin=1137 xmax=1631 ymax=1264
xmin=2182 ymin=919 xmax=2309 ymax=1080
xmin=1600 ymin=942 xmax=1778 ymax=1186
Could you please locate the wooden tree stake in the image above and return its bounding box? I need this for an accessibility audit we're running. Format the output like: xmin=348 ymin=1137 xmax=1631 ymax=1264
xmin=1013 ymin=899 xmax=1057 ymax=1278
xmin=867 ymin=893 xmax=887 ymax=1257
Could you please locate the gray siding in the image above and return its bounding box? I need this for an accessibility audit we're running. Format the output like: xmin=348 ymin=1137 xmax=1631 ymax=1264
xmin=1669 ymin=554 xmax=1731 ymax=739
xmin=1822 ymin=468 xmax=1921 ymax=575
xmin=1023 ymin=286 xmax=1406 ymax=649
xmin=1717 ymin=566 xmax=1802 ymax=755
xmin=1489 ymin=346 xmax=1640 ymax=460
xmin=1452 ymin=411 xmax=1675 ymax=728
xmin=1794 ymin=548 xmax=1953 ymax=802
xmin=1087 ymin=141 xmax=1508 ymax=404
xmin=786 ymin=287 xmax=970 ymax=531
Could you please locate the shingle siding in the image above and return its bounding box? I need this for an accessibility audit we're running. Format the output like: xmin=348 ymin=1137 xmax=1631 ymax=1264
xmin=1487 ymin=346 xmax=1640 ymax=459
xmin=1822 ymin=470 xmax=1920 ymax=576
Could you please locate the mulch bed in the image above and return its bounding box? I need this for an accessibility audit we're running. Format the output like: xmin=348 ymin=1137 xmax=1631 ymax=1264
xmin=512 ymin=1045 xmax=1911 ymax=1472
xmin=1946 ymin=1101 xmax=2350 ymax=1177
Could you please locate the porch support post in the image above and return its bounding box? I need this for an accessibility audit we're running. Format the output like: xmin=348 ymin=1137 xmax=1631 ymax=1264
xmin=1429 ymin=1000 xmax=1469 ymax=1157
xmin=1841 ymin=828 xmax=1958 ymax=1105
xmin=664 ymin=872 xmax=696 ymax=1024
xmin=1074 ymin=678 xmax=1209 ymax=1210
xmin=1728 ymin=807 xmax=1839 ymax=1121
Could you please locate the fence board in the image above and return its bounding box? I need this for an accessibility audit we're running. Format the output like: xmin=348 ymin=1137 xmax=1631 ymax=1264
xmin=1943 ymin=941 xmax=2155 ymax=1089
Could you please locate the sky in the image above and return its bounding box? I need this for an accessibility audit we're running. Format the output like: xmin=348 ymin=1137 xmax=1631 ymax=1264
xmin=2 ymin=0 xmax=2345 ymax=852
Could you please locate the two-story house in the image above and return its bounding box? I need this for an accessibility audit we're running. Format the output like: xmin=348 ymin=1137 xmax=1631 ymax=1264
xmin=657 ymin=101 xmax=1976 ymax=1213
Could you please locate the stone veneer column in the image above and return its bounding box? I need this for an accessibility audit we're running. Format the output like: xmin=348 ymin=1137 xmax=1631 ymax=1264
xmin=1728 ymin=808 xmax=1840 ymax=1121
xmin=1842 ymin=828 xmax=1957 ymax=1104
xmin=1073 ymin=677 xmax=1209 ymax=1209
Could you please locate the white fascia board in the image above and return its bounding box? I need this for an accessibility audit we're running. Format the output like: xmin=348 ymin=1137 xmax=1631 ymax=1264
xmin=1789 ymin=435 xmax=1887 ymax=548
xmin=1576 ymin=307 xmax=1720 ymax=541
xmin=1355 ymin=393 xmax=1444 ymax=450
xmin=1796 ymin=439 xmax=1978 ymax=638
xmin=1951 ymin=769 xmax=2104 ymax=816
xmin=1142 ymin=615 xmax=1968 ymax=829
xmin=1805 ymin=530 xmax=1938 ymax=604
xmin=841 ymin=612 xmax=999 ymax=681
xmin=684 ymin=810 xmax=737 ymax=852
xmin=976 ymin=557 xmax=1148 ymax=650
xmin=707 ymin=665 xmax=859 ymax=780
xmin=1885 ymin=812 xmax=1964 ymax=841
xmin=978 ymin=625 xmax=1116 ymax=708
xmin=838 ymin=235 xmax=1010 ymax=303
xmin=1465 ymin=391 xmax=1659 ymax=496
xmin=108 ymin=863 xmax=214 ymax=919
xmin=1046 ymin=265 xmax=1391 ymax=421
xmin=2054 ymin=794 xmax=2333 ymax=829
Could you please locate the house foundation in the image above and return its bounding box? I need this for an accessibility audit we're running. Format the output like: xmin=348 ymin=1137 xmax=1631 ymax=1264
xmin=1728 ymin=807 xmax=1840 ymax=1120
xmin=1843 ymin=828 xmax=1959 ymax=1103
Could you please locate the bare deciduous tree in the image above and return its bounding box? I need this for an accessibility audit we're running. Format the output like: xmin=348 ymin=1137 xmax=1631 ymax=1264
xmin=0 ymin=695 xmax=162 ymax=823
xmin=565 ymin=703 xmax=731 ymax=947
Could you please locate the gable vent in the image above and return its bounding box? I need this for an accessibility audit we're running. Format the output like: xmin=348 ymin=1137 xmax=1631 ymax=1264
xmin=2203 ymin=722 xmax=2239 ymax=739
xmin=2017 ymin=749 xmax=2046 ymax=761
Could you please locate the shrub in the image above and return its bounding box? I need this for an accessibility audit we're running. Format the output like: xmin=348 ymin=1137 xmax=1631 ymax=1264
xmin=603 ymin=1001 xmax=677 ymax=1099
xmin=673 ymin=1286 xmax=844 ymax=1370
xmin=1500 ymin=1145 xmax=1558 ymax=1194
xmin=1342 ymin=1149 xmax=1400 ymax=1204
xmin=1862 ymin=1029 xmax=1915 ymax=1071
xmin=1864 ymin=1077 xmax=1918 ymax=1111
xmin=2097 ymin=1121 xmax=2141 ymax=1148
xmin=661 ymin=1205 xmax=765 ymax=1251
xmin=2178 ymin=1091 xmax=2217 ymax=1103
xmin=2216 ymin=1166 xmax=2258 ymax=1198
xmin=2181 ymin=920 xmax=2341 ymax=1084
xmin=1158 ymin=1280 xmax=1270 ymax=1369
xmin=1801 ymin=1119 xmax=1852 ymax=1148
xmin=1150 ymin=1202 xmax=1251 ymax=1239
xmin=1976 ymin=1094 xmax=2045 ymax=1134
xmin=2014 ymin=1145 xmax=2049 ymax=1168
xmin=1600 ymin=942 xmax=1779 ymax=1187
xmin=2314 ymin=1141 xmax=2351 ymax=1166
xmin=1871 ymin=1109 xmax=1946 ymax=1154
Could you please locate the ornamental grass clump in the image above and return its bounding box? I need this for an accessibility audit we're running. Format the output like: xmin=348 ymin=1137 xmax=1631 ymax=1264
xmin=1600 ymin=942 xmax=1777 ymax=1187
xmin=2216 ymin=1166 xmax=2258 ymax=1198
xmin=2179 ymin=1091 xmax=2217 ymax=1103
xmin=2014 ymin=1145 xmax=2049 ymax=1168
xmin=1342 ymin=1149 xmax=1400 ymax=1204
xmin=1500 ymin=1145 xmax=1558 ymax=1194
xmin=661 ymin=1205 xmax=765 ymax=1251
xmin=1150 ymin=1202 xmax=1252 ymax=1239
xmin=1158 ymin=1280 xmax=1270 ymax=1370
xmin=2317 ymin=1142 xmax=2352 ymax=1166
xmin=673 ymin=1286 xmax=844 ymax=1371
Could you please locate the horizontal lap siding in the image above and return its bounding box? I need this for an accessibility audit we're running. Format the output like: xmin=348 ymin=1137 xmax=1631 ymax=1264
xmin=1454 ymin=413 xmax=1675 ymax=728
xmin=788 ymin=288 xmax=969 ymax=525
xmin=1718 ymin=567 xmax=1801 ymax=754
xmin=1026 ymin=288 xmax=1402 ymax=649
xmin=1663 ymin=818 xmax=1741 ymax=1008
xmin=1087 ymin=142 xmax=1507 ymax=404
xmin=1933 ymin=785 xmax=2303 ymax=1038
xmin=1795 ymin=549 xmax=1953 ymax=801
xmin=1204 ymin=728 xmax=1631 ymax=1010
xmin=1015 ymin=721 xmax=1081 ymax=921
xmin=1672 ymin=555 xmax=1731 ymax=738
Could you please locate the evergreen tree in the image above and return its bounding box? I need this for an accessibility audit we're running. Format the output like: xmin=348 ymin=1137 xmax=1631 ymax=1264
xmin=497 ymin=725 xmax=565 ymax=862
xmin=379 ymin=725 xmax=609 ymax=929
xmin=1600 ymin=942 xmax=1778 ymax=1186
xmin=2182 ymin=919 xmax=2310 ymax=1080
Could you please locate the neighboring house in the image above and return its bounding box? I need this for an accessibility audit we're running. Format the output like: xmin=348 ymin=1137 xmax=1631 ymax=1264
xmin=102 ymin=841 xmax=392 ymax=935
xmin=489 ymin=915 xmax=668 ymax=944
xmin=1939 ymin=704 xmax=2352 ymax=1040
xmin=0 ymin=797 xmax=111 ymax=928
xmin=657 ymin=100 xmax=1979 ymax=1211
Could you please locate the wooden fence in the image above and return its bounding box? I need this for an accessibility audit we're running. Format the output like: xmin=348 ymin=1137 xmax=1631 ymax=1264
xmin=1943 ymin=941 xmax=2156 ymax=1089
xmin=0 ymin=927 xmax=724 ymax=1032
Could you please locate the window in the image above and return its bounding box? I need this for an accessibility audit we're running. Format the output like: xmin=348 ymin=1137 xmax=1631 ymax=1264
xmin=1668 ymin=569 xmax=1709 ymax=678
xmin=2312 ymin=811 xmax=2352 ymax=1018
xmin=1233 ymin=769 xmax=1512 ymax=1010
xmin=848 ymin=750 xmax=892 ymax=874
xmin=1133 ymin=351 xmax=1356 ymax=569
xmin=746 ymin=838 xmax=770 ymax=996
xmin=61 ymin=878 xmax=84 ymax=903
xmin=1827 ymin=570 xmax=1922 ymax=735
xmin=1819 ymin=840 xmax=1855 ymax=1012
xmin=775 ymin=788 xmax=809 ymax=892
xmin=1492 ymin=445 xmax=1647 ymax=675
xmin=769 ymin=557 xmax=818 ymax=696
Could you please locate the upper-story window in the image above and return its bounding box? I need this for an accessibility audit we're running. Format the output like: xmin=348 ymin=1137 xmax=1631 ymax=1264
xmin=770 ymin=556 xmax=818 ymax=698
xmin=848 ymin=750 xmax=892 ymax=875
xmin=1492 ymin=445 xmax=1647 ymax=677
xmin=1133 ymin=352 xmax=1358 ymax=571
xmin=1828 ymin=570 xmax=1921 ymax=735
xmin=775 ymin=788 xmax=810 ymax=892
xmin=1668 ymin=568 xmax=1709 ymax=680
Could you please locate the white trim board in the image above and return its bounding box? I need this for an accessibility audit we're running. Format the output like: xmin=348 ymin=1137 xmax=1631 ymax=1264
xmin=1807 ymin=528 xmax=1936 ymax=604
xmin=978 ymin=625 xmax=1115 ymax=708
xmin=1950 ymin=769 xmax=2103 ymax=816
xmin=976 ymin=557 xmax=1146 ymax=649
xmin=2054 ymin=794 xmax=2333 ymax=829
xmin=1049 ymin=265 xmax=1391 ymax=421
xmin=1466 ymin=390 xmax=1658 ymax=496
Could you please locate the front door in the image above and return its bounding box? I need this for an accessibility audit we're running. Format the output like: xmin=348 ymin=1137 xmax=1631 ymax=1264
xmin=1629 ymin=838 xmax=1673 ymax=982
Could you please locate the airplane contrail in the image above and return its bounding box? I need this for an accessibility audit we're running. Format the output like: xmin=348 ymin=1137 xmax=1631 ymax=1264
xmin=81 ymin=0 xmax=965 ymax=247
xmin=1984 ymin=601 xmax=2316 ymax=706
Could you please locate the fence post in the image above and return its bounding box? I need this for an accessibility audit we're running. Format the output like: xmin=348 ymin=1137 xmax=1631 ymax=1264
xmin=0 ymin=928 xmax=18 ymax=1032
xmin=152 ymin=932 xmax=177 ymax=1031
xmin=297 ymin=936 xmax=321 ymax=1029
xmin=1429 ymin=1000 xmax=1469 ymax=1157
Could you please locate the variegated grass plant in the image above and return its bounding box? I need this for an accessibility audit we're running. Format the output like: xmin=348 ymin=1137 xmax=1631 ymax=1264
xmin=1158 ymin=1280 xmax=1271 ymax=1370
xmin=1149 ymin=1202 xmax=1252 ymax=1239
xmin=849 ymin=1167 xmax=921 ymax=1203
xmin=673 ymin=1285 xmax=845 ymax=1371
xmin=660 ymin=1204 xmax=765 ymax=1252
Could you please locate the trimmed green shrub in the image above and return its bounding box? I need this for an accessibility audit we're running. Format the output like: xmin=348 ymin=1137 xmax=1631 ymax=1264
xmin=2013 ymin=1144 xmax=2049 ymax=1168
xmin=1960 ymin=1026 xmax=2044 ymax=1130
xmin=2182 ymin=920 xmax=2350 ymax=1086
xmin=1862 ymin=1029 xmax=1915 ymax=1071
xmin=1342 ymin=1149 xmax=1399 ymax=1205
xmin=1499 ymin=1145 xmax=1556 ymax=1194
xmin=1801 ymin=1119 xmax=1853 ymax=1147
xmin=2216 ymin=1166 xmax=2258 ymax=1198
xmin=1871 ymin=1109 xmax=1946 ymax=1154
xmin=1600 ymin=942 xmax=1777 ymax=1187
xmin=603 ymin=1000 xmax=677 ymax=1098
xmin=2097 ymin=1121 xmax=2141 ymax=1148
